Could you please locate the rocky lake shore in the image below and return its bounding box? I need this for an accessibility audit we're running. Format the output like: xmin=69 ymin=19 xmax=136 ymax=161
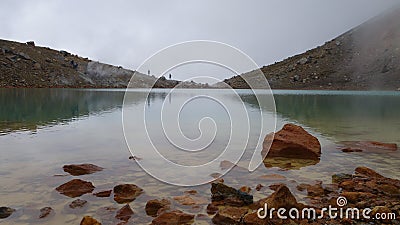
xmin=1 ymin=124 xmax=398 ymax=224
xmin=2 ymin=7 xmax=400 ymax=91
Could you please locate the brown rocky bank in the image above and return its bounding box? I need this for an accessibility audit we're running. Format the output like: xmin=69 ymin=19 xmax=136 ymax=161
xmin=0 ymin=39 xmax=207 ymax=88
xmin=223 ymin=6 xmax=400 ymax=90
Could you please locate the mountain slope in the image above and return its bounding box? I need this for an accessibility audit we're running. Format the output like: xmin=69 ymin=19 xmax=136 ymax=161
xmin=224 ymin=7 xmax=400 ymax=90
xmin=0 ymin=39 xmax=188 ymax=88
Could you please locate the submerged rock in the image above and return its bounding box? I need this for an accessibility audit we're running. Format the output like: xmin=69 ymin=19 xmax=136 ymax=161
xmin=173 ymin=195 xmax=208 ymax=206
xmin=69 ymin=199 xmax=88 ymax=209
xmin=211 ymin=183 xmax=253 ymax=207
xmin=113 ymin=184 xmax=143 ymax=204
xmin=151 ymin=210 xmax=194 ymax=225
xmin=80 ymin=216 xmax=101 ymax=225
xmin=145 ymin=199 xmax=171 ymax=217
xmin=39 ymin=207 xmax=53 ymax=218
xmin=93 ymin=190 xmax=112 ymax=198
xmin=115 ymin=204 xmax=134 ymax=222
xmin=262 ymin=124 xmax=321 ymax=160
xmin=339 ymin=141 xmax=397 ymax=153
xmin=63 ymin=164 xmax=103 ymax=176
xmin=0 ymin=207 xmax=15 ymax=219
xmin=56 ymin=179 xmax=95 ymax=198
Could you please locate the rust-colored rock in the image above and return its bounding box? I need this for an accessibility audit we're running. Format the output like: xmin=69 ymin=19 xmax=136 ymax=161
xmin=56 ymin=179 xmax=95 ymax=198
xmin=115 ymin=204 xmax=134 ymax=222
xmin=243 ymin=211 xmax=268 ymax=225
xmin=262 ymin=124 xmax=321 ymax=160
xmin=355 ymin=166 xmax=385 ymax=179
xmin=93 ymin=190 xmax=112 ymax=198
xmin=206 ymin=203 xmax=219 ymax=215
xmin=39 ymin=207 xmax=53 ymax=218
xmin=306 ymin=183 xmax=325 ymax=197
xmin=212 ymin=207 xmax=248 ymax=225
xmin=145 ymin=199 xmax=171 ymax=217
xmin=151 ymin=210 xmax=194 ymax=225
xmin=257 ymin=185 xmax=299 ymax=210
xmin=80 ymin=216 xmax=102 ymax=225
xmin=113 ymin=184 xmax=143 ymax=204
xmin=63 ymin=164 xmax=103 ymax=176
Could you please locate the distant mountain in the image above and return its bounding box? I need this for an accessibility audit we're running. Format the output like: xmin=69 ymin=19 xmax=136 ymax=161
xmin=223 ymin=6 xmax=400 ymax=90
xmin=0 ymin=39 xmax=206 ymax=88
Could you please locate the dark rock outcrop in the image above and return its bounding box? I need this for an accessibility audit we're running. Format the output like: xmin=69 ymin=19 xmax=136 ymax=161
xmin=211 ymin=183 xmax=253 ymax=207
xmin=0 ymin=207 xmax=15 ymax=219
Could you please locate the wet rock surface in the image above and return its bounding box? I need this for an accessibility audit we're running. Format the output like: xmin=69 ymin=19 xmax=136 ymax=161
xmin=0 ymin=207 xmax=15 ymax=219
xmin=212 ymin=207 xmax=249 ymax=225
xmin=113 ymin=184 xmax=143 ymax=204
xmin=63 ymin=164 xmax=103 ymax=176
xmin=145 ymin=199 xmax=171 ymax=217
xmin=80 ymin=215 xmax=102 ymax=225
xmin=262 ymin=124 xmax=321 ymax=160
xmin=115 ymin=204 xmax=134 ymax=222
xmin=211 ymin=183 xmax=253 ymax=207
xmin=56 ymin=179 xmax=95 ymax=198
xmin=151 ymin=210 xmax=195 ymax=225
xmin=93 ymin=190 xmax=112 ymax=198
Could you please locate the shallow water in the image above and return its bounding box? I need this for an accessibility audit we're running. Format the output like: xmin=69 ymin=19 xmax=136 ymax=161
xmin=0 ymin=88 xmax=399 ymax=224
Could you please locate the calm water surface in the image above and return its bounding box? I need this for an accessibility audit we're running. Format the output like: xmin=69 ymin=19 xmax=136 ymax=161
xmin=0 ymin=89 xmax=399 ymax=224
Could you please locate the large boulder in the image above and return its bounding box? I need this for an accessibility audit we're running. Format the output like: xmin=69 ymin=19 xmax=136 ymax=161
xmin=262 ymin=124 xmax=321 ymax=160
xmin=63 ymin=164 xmax=103 ymax=176
xmin=113 ymin=184 xmax=143 ymax=204
xmin=56 ymin=179 xmax=95 ymax=198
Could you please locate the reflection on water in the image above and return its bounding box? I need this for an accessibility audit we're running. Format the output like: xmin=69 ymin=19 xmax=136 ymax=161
xmin=0 ymin=89 xmax=125 ymax=135
xmin=0 ymin=89 xmax=399 ymax=224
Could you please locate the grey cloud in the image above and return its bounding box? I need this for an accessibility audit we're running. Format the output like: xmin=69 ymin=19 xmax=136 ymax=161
xmin=1 ymin=0 xmax=398 ymax=79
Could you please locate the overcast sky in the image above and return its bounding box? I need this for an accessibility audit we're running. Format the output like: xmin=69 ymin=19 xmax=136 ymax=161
xmin=1 ymin=0 xmax=399 ymax=81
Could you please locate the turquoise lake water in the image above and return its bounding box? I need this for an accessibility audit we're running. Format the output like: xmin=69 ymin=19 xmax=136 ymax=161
xmin=0 ymin=88 xmax=399 ymax=224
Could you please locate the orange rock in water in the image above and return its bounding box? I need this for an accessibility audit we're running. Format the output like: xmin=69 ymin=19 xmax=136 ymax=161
xmin=262 ymin=124 xmax=321 ymax=160
xmin=56 ymin=179 xmax=95 ymax=198
xmin=113 ymin=184 xmax=143 ymax=204
xmin=80 ymin=216 xmax=101 ymax=225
